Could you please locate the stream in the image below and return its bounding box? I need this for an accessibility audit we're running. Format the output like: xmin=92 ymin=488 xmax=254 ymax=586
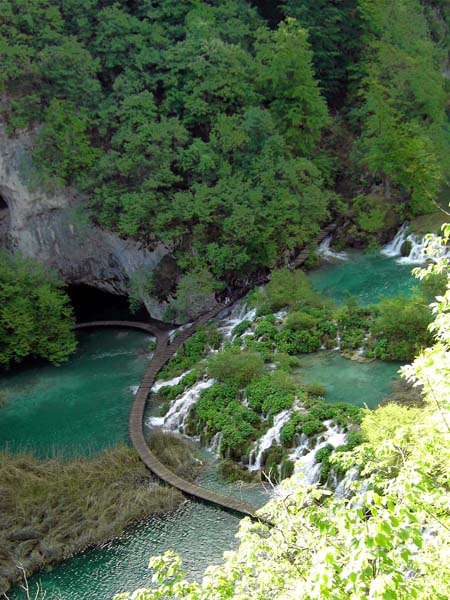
xmin=1 ymin=229 xmax=424 ymax=600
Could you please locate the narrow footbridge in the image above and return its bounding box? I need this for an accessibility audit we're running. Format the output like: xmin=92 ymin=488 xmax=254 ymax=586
xmin=74 ymin=225 xmax=335 ymax=520
xmin=74 ymin=306 xmax=260 ymax=519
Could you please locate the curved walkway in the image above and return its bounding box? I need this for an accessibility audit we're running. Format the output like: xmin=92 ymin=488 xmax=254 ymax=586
xmin=74 ymin=224 xmax=336 ymax=520
xmin=74 ymin=306 xmax=259 ymax=519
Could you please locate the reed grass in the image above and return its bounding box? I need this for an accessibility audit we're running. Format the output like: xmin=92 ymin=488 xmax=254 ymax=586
xmin=146 ymin=429 xmax=202 ymax=482
xmin=0 ymin=445 xmax=183 ymax=595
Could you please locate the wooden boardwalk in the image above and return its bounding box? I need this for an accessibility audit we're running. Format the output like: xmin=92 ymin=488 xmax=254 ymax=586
xmin=74 ymin=306 xmax=259 ymax=519
xmin=74 ymin=225 xmax=335 ymax=520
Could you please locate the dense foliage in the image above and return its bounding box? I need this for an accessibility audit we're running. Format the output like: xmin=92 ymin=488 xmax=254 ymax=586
xmin=0 ymin=252 xmax=76 ymax=368
xmin=1 ymin=0 xmax=332 ymax=289
xmin=115 ymin=226 xmax=450 ymax=600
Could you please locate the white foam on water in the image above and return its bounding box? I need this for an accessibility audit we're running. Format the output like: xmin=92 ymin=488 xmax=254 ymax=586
xmin=149 ymin=378 xmax=215 ymax=433
xmin=248 ymin=410 xmax=292 ymax=471
xmin=289 ymin=420 xmax=347 ymax=485
xmin=318 ymin=236 xmax=349 ymax=261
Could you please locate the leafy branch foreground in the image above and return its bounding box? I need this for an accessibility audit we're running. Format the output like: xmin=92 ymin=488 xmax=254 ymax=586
xmin=0 ymin=434 xmax=201 ymax=597
xmin=116 ymin=227 xmax=450 ymax=599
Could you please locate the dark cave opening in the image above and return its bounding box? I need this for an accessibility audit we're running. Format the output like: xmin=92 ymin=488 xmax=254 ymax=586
xmin=66 ymin=284 xmax=150 ymax=324
xmin=0 ymin=194 xmax=7 ymax=211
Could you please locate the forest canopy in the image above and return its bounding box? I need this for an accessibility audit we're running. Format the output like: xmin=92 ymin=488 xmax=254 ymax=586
xmin=1 ymin=0 xmax=331 ymax=285
xmin=2 ymin=0 xmax=447 ymax=296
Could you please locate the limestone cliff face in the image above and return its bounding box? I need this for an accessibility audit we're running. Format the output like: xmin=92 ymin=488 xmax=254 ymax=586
xmin=0 ymin=125 xmax=175 ymax=321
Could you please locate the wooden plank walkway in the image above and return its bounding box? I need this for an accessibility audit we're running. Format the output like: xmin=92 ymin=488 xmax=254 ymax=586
xmin=73 ymin=224 xmax=335 ymax=521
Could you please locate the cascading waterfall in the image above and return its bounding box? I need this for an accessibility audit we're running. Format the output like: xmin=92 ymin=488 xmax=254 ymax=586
xmin=289 ymin=420 xmax=347 ymax=485
xmin=218 ymin=300 xmax=257 ymax=340
xmin=148 ymin=378 xmax=214 ymax=433
xmin=382 ymin=223 xmax=450 ymax=264
xmin=318 ymin=235 xmax=349 ymax=261
xmin=335 ymin=467 xmax=359 ymax=498
xmin=248 ymin=410 xmax=292 ymax=471
xmin=152 ymin=371 xmax=191 ymax=393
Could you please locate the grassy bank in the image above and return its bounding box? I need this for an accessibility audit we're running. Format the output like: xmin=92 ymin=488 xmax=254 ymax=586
xmin=0 ymin=443 xmax=189 ymax=596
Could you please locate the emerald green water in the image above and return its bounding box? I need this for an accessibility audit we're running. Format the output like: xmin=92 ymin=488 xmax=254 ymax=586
xmin=4 ymin=249 xmax=415 ymax=600
xmin=294 ymin=353 xmax=401 ymax=409
xmin=309 ymin=251 xmax=416 ymax=305
xmin=10 ymin=455 xmax=268 ymax=600
xmin=0 ymin=330 xmax=151 ymax=458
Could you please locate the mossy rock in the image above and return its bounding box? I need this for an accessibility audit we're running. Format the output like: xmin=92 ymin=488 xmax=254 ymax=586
xmin=217 ymin=460 xmax=259 ymax=483
xmin=400 ymin=240 xmax=412 ymax=257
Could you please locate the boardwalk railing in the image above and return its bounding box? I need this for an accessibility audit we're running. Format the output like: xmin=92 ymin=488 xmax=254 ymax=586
xmin=74 ymin=224 xmax=336 ymax=520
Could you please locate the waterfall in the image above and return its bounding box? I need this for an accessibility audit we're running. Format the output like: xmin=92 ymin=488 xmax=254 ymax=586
xmin=382 ymin=223 xmax=450 ymax=264
xmin=381 ymin=223 xmax=409 ymax=257
xmin=335 ymin=467 xmax=359 ymax=498
xmin=248 ymin=410 xmax=292 ymax=471
xmin=209 ymin=432 xmax=222 ymax=455
xmin=318 ymin=235 xmax=349 ymax=261
xmin=152 ymin=371 xmax=191 ymax=393
xmin=218 ymin=300 xmax=257 ymax=340
xmin=289 ymin=420 xmax=347 ymax=485
xmin=148 ymin=378 xmax=214 ymax=432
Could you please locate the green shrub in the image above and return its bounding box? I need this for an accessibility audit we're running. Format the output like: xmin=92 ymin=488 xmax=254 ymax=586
xmin=232 ymin=319 xmax=251 ymax=338
xmin=301 ymin=418 xmax=326 ymax=436
xmin=159 ymin=327 xmax=222 ymax=378
xmin=286 ymin=311 xmax=320 ymax=331
xmin=252 ymin=269 xmax=322 ymax=312
xmin=315 ymin=443 xmax=334 ymax=484
xmin=246 ymin=371 xmax=295 ymax=416
xmin=208 ymin=347 xmax=265 ymax=386
xmin=304 ymin=382 xmax=326 ymax=398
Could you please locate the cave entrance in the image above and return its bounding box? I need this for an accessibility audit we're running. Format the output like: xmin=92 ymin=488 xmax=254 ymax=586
xmin=0 ymin=194 xmax=7 ymax=211
xmin=66 ymin=284 xmax=150 ymax=323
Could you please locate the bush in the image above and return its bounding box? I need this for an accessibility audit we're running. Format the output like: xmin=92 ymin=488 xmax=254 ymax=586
xmin=252 ymin=269 xmax=322 ymax=312
xmin=193 ymin=383 xmax=261 ymax=459
xmin=208 ymin=347 xmax=265 ymax=386
xmin=370 ymin=296 xmax=433 ymax=361
xmin=301 ymin=418 xmax=326 ymax=436
xmin=232 ymin=319 xmax=251 ymax=338
xmin=0 ymin=252 xmax=76 ymax=368
xmin=304 ymin=382 xmax=326 ymax=398
xmin=159 ymin=327 xmax=222 ymax=378
xmin=246 ymin=371 xmax=295 ymax=416
xmin=315 ymin=443 xmax=334 ymax=484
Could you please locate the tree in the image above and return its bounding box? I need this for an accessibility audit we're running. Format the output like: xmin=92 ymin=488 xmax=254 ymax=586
xmin=282 ymin=0 xmax=363 ymax=103
xmin=354 ymin=0 xmax=449 ymax=215
xmin=0 ymin=252 xmax=76 ymax=368
xmin=32 ymin=99 xmax=99 ymax=186
xmin=255 ymin=18 xmax=329 ymax=155
xmin=115 ymin=225 xmax=450 ymax=599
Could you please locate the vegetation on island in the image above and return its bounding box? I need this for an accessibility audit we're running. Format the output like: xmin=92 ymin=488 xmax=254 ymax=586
xmin=116 ymin=226 xmax=450 ymax=600
xmin=0 ymin=252 xmax=76 ymax=369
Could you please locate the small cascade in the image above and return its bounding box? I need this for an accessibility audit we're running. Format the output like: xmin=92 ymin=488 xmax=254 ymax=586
xmin=381 ymin=223 xmax=409 ymax=257
xmin=209 ymin=432 xmax=222 ymax=455
xmin=318 ymin=235 xmax=349 ymax=261
xmin=152 ymin=371 xmax=191 ymax=393
xmin=335 ymin=467 xmax=359 ymax=498
xmin=289 ymin=420 xmax=347 ymax=485
xmin=248 ymin=410 xmax=292 ymax=471
xmin=129 ymin=384 xmax=139 ymax=396
xmin=382 ymin=223 xmax=450 ymax=264
xmin=334 ymin=332 xmax=342 ymax=352
xmin=218 ymin=300 xmax=257 ymax=340
xmin=149 ymin=378 xmax=214 ymax=432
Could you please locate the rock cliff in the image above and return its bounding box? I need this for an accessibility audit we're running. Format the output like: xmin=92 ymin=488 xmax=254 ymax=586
xmin=0 ymin=125 xmax=177 ymax=322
